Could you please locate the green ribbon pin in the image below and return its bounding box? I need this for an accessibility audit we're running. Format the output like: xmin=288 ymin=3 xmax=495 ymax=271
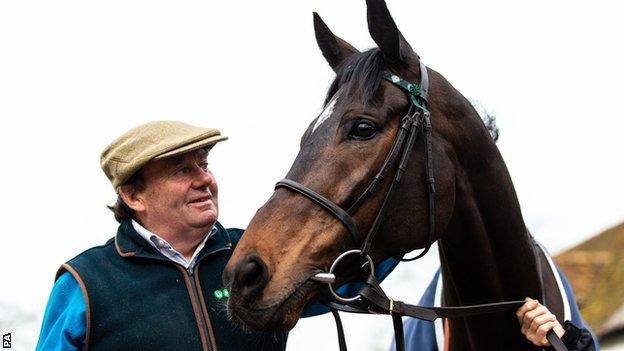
xmin=214 ymin=288 xmax=229 ymax=299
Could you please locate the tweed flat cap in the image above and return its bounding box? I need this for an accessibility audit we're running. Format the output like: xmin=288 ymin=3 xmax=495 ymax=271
xmin=101 ymin=120 xmax=228 ymax=189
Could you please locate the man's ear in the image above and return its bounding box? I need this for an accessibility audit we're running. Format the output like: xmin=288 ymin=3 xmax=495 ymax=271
xmin=119 ymin=185 xmax=146 ymax=212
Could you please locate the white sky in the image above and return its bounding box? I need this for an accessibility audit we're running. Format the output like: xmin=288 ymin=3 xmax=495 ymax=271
xmin=1 ymin=0 xmax=622 ymax=349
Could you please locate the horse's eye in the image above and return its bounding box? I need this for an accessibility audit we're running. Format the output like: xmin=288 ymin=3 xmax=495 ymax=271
xmin=349 ymin=120 xmax=378 ymax=140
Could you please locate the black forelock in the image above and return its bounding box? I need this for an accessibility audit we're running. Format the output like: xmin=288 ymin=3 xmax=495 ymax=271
xmin=323 ymin=48 xmax=388 ymax=107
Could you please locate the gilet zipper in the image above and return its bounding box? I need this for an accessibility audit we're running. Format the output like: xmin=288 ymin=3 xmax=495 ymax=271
xmin=178 ymin=246 xmax=230 ymax=351
xmin=188 ymin=267 xmax=214 ymax=351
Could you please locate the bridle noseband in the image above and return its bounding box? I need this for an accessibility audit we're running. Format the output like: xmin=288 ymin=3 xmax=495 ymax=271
xmin=274 ymin=61 xmax=568 ymax=351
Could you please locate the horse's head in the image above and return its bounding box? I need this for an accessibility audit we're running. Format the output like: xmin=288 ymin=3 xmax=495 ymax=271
xmin=224 ymin=0 xmax=489 ymax=331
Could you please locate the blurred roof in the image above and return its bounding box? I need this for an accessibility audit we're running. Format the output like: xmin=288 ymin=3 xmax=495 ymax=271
xmin=554 ymin=221 xmax=624 ymax=339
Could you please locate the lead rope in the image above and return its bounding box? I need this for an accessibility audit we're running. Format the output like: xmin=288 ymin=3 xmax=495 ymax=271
xmin=330 ymin=308 xmax=348 ymax=351
xmin=392 ymin=312 xmax=405 ymax=351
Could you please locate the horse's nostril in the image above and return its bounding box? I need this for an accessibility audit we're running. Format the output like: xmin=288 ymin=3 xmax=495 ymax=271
xmin=233 ymin=255 xmax=269 ymax=299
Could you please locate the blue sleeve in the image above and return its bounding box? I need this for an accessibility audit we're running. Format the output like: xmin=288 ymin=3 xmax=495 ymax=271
xmin=301 ymin=256 xmax=400 ymax=317
xmin=561 ymin=321 xmax=598 ymax=351
xmin=557 ymin=266 xmax=600 ymax=350
xmin=36 ymin=272 xmax=86 ymax=351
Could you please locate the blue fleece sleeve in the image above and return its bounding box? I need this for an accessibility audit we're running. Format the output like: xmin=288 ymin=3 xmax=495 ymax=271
xmin=36 ymin=272 xmax=86 ymax=351
xmin=558 ymin=266 xmax=600 ymax=350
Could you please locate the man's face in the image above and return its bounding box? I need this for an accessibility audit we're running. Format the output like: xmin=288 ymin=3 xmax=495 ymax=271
xmin=132 ymin=148 xmax=218 ymax=236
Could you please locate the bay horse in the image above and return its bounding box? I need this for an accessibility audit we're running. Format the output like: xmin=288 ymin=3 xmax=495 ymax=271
xmin=223 ymin=0 xmax=573 ymax=350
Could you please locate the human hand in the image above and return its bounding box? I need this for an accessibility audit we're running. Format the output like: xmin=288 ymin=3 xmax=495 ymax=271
xmin=516 ymin=297 xmax=565 ymax=347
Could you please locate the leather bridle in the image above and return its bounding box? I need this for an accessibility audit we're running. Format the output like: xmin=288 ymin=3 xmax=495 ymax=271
xmin=274 ymin=61 xmax=567 ymax=351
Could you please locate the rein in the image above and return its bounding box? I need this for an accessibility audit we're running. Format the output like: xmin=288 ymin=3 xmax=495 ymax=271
xmin=275 ymin=62 xmax=567 ymax=351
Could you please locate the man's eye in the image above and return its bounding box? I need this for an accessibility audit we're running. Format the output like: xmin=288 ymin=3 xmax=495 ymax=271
xmin=177 ymin=167 xmax=191 ymax=174
xmin=348 ymin=120 xmax=378 ymax=140
xmin=199 ymin=163 xmax=209 ymax=171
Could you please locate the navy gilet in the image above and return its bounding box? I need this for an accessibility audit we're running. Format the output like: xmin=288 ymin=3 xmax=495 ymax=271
xmin=57 ymin=220 xmax=287 ymax=351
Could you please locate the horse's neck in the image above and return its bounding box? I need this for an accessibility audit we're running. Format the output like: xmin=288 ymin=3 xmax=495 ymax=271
xmin=440 ymin=165 xmax=541 ymax=300
xmin=439 ymin=143 xmax=541 ymax=350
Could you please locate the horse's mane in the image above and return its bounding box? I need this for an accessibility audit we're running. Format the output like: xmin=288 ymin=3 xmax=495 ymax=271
xmin=482 ymin=111 xmax=499 ymax=142
xmin=471 ymin=99 xmax=500 ymax=142
xmin=324 ymin=49 xmax=387 ymax=106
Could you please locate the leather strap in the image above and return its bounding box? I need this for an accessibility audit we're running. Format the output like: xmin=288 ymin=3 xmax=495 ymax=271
xmin=418 ymin=61 xmax=429 ymax=102
xmin=548 ymin=331 xmax=568 ymax=351
xmin=327 ymin=274 xmax=568 ymax=351
xmin=346 ymin=114 xmax=412 ymax=215
xmin=392 ymin=313 xmax=405 ymax=351
xmin=360 ymin=116 xmax=420 ymax=255
xmin=400 ymin=111 xmax=435 ymax=261
xmin=330 ymin=308 xmax=348 ymax=351
xmin=275 ymin=179 xmax=360 ymax=245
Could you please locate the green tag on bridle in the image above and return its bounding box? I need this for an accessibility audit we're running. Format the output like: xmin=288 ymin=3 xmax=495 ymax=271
xmin=384 ymin=73 xmax=428 ymax=113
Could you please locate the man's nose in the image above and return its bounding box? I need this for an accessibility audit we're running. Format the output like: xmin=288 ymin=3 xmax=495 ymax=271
xmin=191 ymin=164 xmax=213 ymax=187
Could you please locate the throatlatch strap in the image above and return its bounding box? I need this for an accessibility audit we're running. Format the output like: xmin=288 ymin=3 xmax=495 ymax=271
xmin=397 ymin=115 xmax=435 ymax=261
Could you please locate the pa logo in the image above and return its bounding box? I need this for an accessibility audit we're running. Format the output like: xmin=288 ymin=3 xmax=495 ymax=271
xmin=2 ymin=333 xmax=11 ymax=349
xmin=213 ymin=288 xmax=229 ymax=300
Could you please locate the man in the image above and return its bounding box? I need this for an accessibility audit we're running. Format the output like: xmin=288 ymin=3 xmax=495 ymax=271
xmin=36 ymin=120 xmax=287 ymax=350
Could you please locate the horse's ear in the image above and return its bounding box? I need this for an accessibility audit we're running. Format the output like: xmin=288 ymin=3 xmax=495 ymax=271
xmin=366 ymin=0 xmax=415 ymax=65
xmin=313 ymin=12 xmax=359 ymax=72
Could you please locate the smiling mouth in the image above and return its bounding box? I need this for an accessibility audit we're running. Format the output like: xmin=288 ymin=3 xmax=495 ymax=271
xmin=188 ymin=195 xmax=212 ymax=207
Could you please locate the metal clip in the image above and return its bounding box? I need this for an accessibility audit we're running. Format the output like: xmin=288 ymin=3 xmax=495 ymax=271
xmin=407 ymin=109 xmax=421 ymax=124
xmin=423 ymin=111 xmax=432 ymax=130
xmin=389 ymin=299 xmax=395 ymax=313
xmin=368 ymin=307 xmax=381 ymax=315
xmin=310 ymin=272 xmax=336 ymax=284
